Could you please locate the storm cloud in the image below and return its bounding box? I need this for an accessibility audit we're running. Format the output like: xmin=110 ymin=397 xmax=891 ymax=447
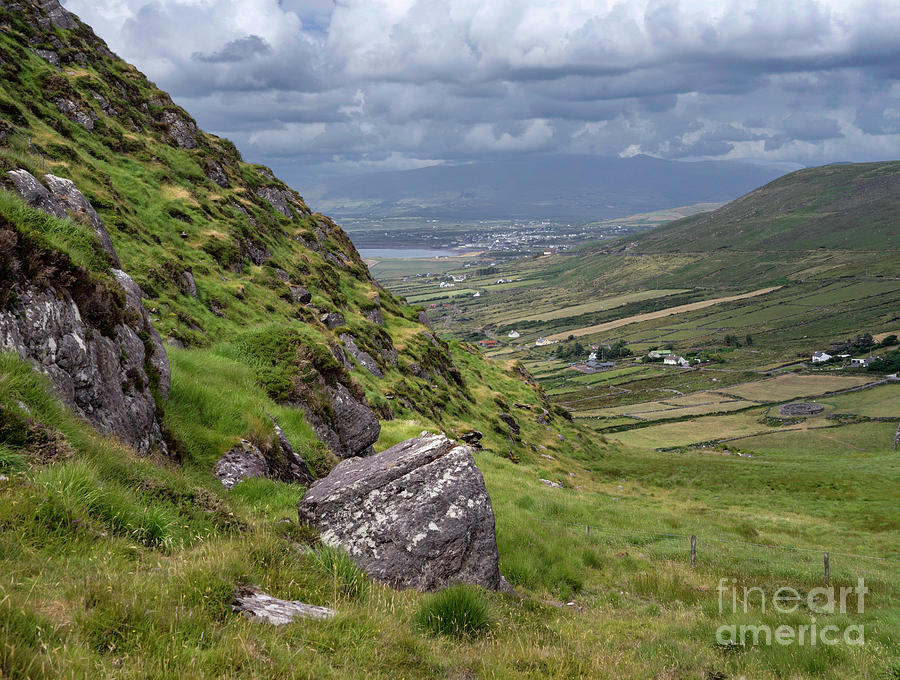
xmin=62 ymin=0 xmax=900 ymax=184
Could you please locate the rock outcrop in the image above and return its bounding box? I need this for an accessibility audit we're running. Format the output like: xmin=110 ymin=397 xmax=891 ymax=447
xmin=340 ymin=333 xmax=383 ymax=378
xmin=0 ymin=281 xmax=168 ymax=454
xmin=7 ymin=169 xmax=119 ymax=266
xmin=297 ymin=433 xmax=503 ymax=591
xmin=213 ymin=421 xmax=315 ymax=488
xmin=301 ymin=383 xmax=380 ymax=459
xmin=214 ymin=440 xmax=269 ymax=489
xmin=1 ymin=169 xmax=169 ymax=453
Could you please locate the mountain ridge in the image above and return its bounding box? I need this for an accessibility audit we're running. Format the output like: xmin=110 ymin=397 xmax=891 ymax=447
xmin=307 ymin=154 xmax=789 ymax=222
xmin=629 ymin=160 xmax=900 ymax=252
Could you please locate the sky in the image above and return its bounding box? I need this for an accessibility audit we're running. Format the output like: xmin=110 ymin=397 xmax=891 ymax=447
xmin=61 ymin=0 xmax=900 ymax=185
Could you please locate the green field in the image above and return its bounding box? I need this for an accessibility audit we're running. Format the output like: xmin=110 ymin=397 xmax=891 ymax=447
xmin=818 ymin=382 xmax=900 ymax=417
xmin=514 ymin=288 xmax=688 ymax=323
xmin=736 ymin=420 xmax=897 ymax=457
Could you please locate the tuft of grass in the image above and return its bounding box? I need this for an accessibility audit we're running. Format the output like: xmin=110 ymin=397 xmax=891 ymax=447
xmin=306 ymin=544 xmax=370 ymax=602
xmin=414 ymin=585 xmax=492 ymax=638
xmin=0 ymin=444 xmax=27 ymax=475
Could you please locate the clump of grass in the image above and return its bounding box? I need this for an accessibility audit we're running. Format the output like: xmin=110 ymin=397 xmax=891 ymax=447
xmin=0 ymin=444 xmax=27 ymax=475
xmin=306 ymin=544 xmax=369 ymax=601
xmin=414 ymin=585 xmax=491 ymax=638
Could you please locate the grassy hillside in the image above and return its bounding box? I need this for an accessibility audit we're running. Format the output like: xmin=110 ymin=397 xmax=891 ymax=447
xmin=631 ymin=161 xmax=900 ymax=252
xmin=1 ymin=3 xmax=898 ymax=679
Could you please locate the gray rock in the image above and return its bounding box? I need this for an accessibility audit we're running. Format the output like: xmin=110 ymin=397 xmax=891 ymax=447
xmin=365 ymin=305 xmax=384 ymax=327
xmin=205 ymin=162 xmax=229 ymax=188
xmin=320 ymin=312 xmax=345 ymax=330
xmin=256 ymin=186 xmax=294 ymax=219
xmin=0 ymin=284 xmax=167 ymax=454
xmin=54 ymin=98 xmax=95 ymax=131
xmin=244 ymin=240 xmax=269 ymax=266
xmin=7 ymin=169 xmax=67 ymax=219
xmin=418 ymin=310 xmax=432 ymax=328
xmin=539 ymin=479 xmax=563 ymax=489
xmin=273 ymin=268 xmax=291 ymax=283
xmin=271 ymin=418 xmax=314 ymax=485
xmin=233 ymin=586 xmax=335 ymax=625
xmin=499 ymin=413 xmax=520 ymax=435
xmin=300 ymin=383 xmax=380 ymax=459
xmin=43 ymin=174 xmax=120 ymax=265
xmin=340 ymin=333 xmax=383 ymax=378
xmin=181 ymin=270 xmax=198 ymax=298
xmin=111 ymin=269 xmax=170 ymax=398
xmin=38 ymin=0 xmax=78 ymax=30
xmin=290 ymin=285 xmax=311 ymax=304
xmin=214 ymin=440 xmax=269 ymax=489
xmin=90 ymin=91 xmax=117 ymax=116
xmin=34 ymin=48 xmax=60 ymax=67
xmin=380 ymin=347 xmax=398 ymax=367
xmin=160 ymin=111 xmax=197 ymax=149
xmin=10 ymin=171 xmax=118 ymax=265
xmin=297 ymin=433 xmax=503 ymax=591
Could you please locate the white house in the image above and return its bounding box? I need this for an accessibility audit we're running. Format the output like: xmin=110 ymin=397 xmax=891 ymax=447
xmin=664 ymin=355 xmax=690 ymax=367
xmin=850 ymin=357 xmax=873 ymax=368
xmin=811 ymin=351 xmax=832 ymax=363
xmin=472 ymin=291 xmax=481 ymax=298
xmin=496 ymin=278 xmax=509 ymax=284
xmin=508 ymin=330 xmax=520 ymax=339
xmin=439 ymin=281 xmax=455 ymax=289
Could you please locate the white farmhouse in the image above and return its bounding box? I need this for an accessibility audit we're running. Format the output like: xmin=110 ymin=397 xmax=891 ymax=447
xmin=664 ymin=355 xmax=690 ymax=367
xmin=508 ymin=330 xmax=520 ymax=339
xmin=811 ymin=351 xmax=832 ymax=363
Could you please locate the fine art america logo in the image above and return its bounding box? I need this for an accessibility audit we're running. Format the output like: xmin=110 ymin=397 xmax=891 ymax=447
xmin=716 ymin=578 xmax=868 ymax=647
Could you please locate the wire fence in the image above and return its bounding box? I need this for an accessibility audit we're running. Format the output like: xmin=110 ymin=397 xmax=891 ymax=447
xmin=521 ymin=515 xmax=899 ymax=583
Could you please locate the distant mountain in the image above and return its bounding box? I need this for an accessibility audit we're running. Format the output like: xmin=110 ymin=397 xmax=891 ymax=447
xmin=307 ymin=155 xmax=788 ymax=222
xmin=631 ymin=161 xmax=900 ymax=252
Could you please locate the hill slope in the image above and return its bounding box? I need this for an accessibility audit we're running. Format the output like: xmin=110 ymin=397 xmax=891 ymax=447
xmin=308 ymin=154 xmax=787 ymax=221
xmin=631 ymin=161 xmax=900 ymax=252
xmin=0 ymin=0 xmax=585 ymax=468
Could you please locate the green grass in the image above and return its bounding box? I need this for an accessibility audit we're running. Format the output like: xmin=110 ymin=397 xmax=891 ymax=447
xmin=1 ymin=350 xmax=898 ymax=678
xmin=415 ymin=585 xmax=492 ymax=638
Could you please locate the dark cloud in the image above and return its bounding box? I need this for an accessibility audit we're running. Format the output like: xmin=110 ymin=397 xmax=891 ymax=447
xmin=61 ymin=0 xmax=900 ymax=183
xmin=192 ymin=35 xmax=272 ymax=63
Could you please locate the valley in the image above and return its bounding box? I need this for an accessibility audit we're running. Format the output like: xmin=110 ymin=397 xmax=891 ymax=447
xmin=0 ymin=2 xmax=897 ymax=679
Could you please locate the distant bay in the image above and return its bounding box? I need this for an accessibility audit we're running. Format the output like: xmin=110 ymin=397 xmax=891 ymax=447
xmin=358 ymin=247 xmax=461 ymax=259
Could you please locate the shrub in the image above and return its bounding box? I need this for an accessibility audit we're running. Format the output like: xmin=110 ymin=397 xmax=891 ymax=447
xmin=414 ymin=585 xmax=491 ymax=638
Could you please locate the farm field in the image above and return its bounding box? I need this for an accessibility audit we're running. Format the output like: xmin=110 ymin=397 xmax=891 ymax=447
xmin=587 ymin=395 xmax=758 ymax=421
xmin=736 ymin=420 xmax=897 ymax=457
xmin=723 ymin=374 xmax=877 ymax=402
xmin=818 ymin=382 xmax=900 ymax=417
xmin=605 ymin=408 xmax=831 ymax=449
xmin=515 ymin=288 xmax=688 ymax=323
xmin=544 ymin=286 xmax=782 ymax=341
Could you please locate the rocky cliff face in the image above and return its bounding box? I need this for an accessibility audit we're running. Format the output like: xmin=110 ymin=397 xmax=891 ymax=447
xmin=0 ymin=168 xmax=169 ymax=454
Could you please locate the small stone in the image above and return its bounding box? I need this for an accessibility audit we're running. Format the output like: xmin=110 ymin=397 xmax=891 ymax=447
xmin=232 ymin=586 xmax=335 ymax=625
xmin=539 ymin=478 xmax=563 ymax=489
xmin=320 ymin=312 xmax=345 ymax=330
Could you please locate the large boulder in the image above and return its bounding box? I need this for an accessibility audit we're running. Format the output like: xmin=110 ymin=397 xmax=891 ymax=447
xmin=297 ymin=433 xmax=503 ymax=591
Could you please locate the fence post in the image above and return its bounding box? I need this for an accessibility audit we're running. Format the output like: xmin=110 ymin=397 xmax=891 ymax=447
xmin=824 ymin=552 xmax=830 ymax=583
xmin=690 ymin=534 xmax=697 ymax=567
xmin=586 ymin=525 xmax=590 ymax=535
